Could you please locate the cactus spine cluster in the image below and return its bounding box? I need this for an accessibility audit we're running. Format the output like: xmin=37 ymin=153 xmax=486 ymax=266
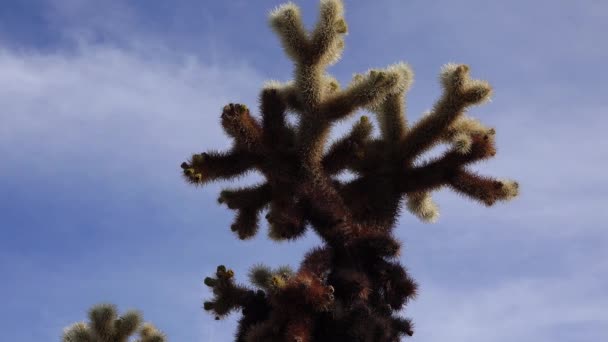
xmin=63 ymin=0 xmax=519 ymax=341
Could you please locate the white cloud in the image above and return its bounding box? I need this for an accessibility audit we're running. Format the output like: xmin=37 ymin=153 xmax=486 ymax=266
xmin=408 ymin=255 xmax=608 ymax=342
xmin=0 ymin=42 xmax=265 ymax=188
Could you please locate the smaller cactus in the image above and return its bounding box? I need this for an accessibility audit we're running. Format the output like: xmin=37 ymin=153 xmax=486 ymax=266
xmin=62 ymin=303 xmax=166 ymax=342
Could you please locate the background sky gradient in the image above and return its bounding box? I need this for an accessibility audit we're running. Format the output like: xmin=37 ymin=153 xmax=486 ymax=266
xmin=1 ymin=0 xmax=607 ymax=341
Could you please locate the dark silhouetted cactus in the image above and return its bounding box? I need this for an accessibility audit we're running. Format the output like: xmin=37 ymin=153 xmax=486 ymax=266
xmin=62 ymin=0 xmax=519 ymax=340
xmin=62 ymin=303 xmax=166 ymax=342
xmin=181 ymin=1 xmax=519 ymax=340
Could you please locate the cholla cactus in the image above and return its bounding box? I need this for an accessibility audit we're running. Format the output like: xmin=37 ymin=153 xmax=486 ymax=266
xmin=179 ymin=0 xmax=519 ymax=341
xmin=62 ymin=304 xmax=166 ymax=342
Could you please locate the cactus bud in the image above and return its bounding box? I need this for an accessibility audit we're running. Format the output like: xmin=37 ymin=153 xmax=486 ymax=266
xmin=191 ymin=153 xmax=207 ymax=164
xmin=369 ymin=70 xmax=385 ymax=82
xmin=271 ymin=274 xmax=286 ymax=289
xmin=462 ymin=80 xmax=492 ymax=104
xmin=203 ymin=301 xmax=215 ymax=311
xmin=204 ymin=277 xmax=217 ymax=287
xmin=217 ymin=265 xmax=227 ymax=274
xmin=335 ymin=18 xmax=347 ymax=34
xmin=225 ymin=269 xmax=235 ymax=279
xmin=440 ymin=63 xmax=469 ymax=91
xmin=217 ymin=191 xmax=230 ymax=205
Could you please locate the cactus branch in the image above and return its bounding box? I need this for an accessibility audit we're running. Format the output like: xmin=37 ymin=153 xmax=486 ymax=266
xmin=309 ymin=0 xmax=347 ymax=66
xmin=322 ymin=116 xmax=372 ymax=175
xmin=448 ymin=169 xmax=519 ymax=206
xmin=181 ymin=149 xmax=259 ymax=186
xmin=399 ymin=64 xmax=493 ymax=162
xmin=203 ymin=266 xmax=261 ymax=319
xmin=321 ymin=68 xmax=405 ymax=122
xmin=221 ymin=103 xmax=264 ymax=151
xmin=269 ymin=2 xmax=310 ymax=63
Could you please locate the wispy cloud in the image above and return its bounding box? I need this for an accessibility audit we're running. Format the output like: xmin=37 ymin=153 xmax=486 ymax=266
xmin=408 ymin=253 xmax=608 ymax=342
xmin=0 ymin=41 xmax=263 ymax=182
xmin=0 ymin=34 xmax=268 ymax=341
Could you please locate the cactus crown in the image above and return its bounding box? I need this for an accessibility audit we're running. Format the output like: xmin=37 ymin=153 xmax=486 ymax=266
xmin=180 ymin=0 xmax=519 ymax=341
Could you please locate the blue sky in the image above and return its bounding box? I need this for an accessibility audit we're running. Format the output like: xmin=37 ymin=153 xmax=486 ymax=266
xmin=0 ymin=0 xmax=606 ymax=341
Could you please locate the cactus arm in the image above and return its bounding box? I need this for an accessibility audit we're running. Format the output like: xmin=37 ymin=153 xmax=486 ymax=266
xmin=203 ymin=266 xmax=261 ymax=320
xmin=268 ymin=2 xmax=310 ymax=64
xmin=221 ymin=103 xmax=264 ymax=152
xmin=321 ymin=116 xmax=372 ymax=175
xmin=114 ymin=310 xmax=143 ymax=341
xmin=309 ymin=0 xmax=346 ymax=66
xmin=259 ymin=86 xmax=292 ymax=145
xmin=398 ymin=64 xmax=493 ymax=162
xmin=399 ymin=114 xmax=497 ymax=222
xmin=321 ymin=68 xmax=407 ymax=122
xmin=448 ymin=169 xmax=519 ymax=206
xmin=218 ymin=183 xmax=272 ymax=210
xmin=365 ymin=63 xmax=414 ymax=146
xmin=62 ymin=322 xmax=95 ymax=342
xmin=267 ymin=196 xmax=308 ymax=241
xmin=217 ymin=183 xmax=273 ymax=239
xmin=136 ymin=323 xmax=167 ymax=342
xmin=180 ymin=149 xmax=260 ymax=186
xmin=399 ymin=134 xmax=517 ymax=209
xmin=88 ymin=304 xmax=117 ymax=341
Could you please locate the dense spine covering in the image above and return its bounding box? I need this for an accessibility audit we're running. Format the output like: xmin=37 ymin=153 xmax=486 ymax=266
xmin=62 ymin=1 xmax=519 ymax=340
xmin=179 ymin=1 xmax=520 ymax=341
